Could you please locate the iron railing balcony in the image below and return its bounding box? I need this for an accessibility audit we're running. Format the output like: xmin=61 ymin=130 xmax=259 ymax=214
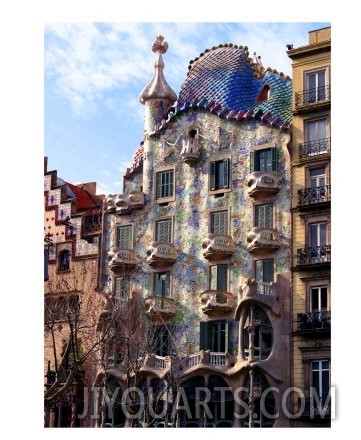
xmin=296 ymin=245 xmax=331 ymax=266
xmin=295 ymin=85 xmax=331 ymax=109
xmin=298 ymin=397 xmax=331 ymax=418
xmin=299 ymin=137 xmax=331 ymax=159
xmin=297 ymin=311 xmax=331 ymax=331
xmin=298 ymin=185 xmax=331 ymax=207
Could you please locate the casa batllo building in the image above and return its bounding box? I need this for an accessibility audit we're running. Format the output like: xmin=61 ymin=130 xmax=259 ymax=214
xmin=97 ymin=35 xmax=294 ymax=427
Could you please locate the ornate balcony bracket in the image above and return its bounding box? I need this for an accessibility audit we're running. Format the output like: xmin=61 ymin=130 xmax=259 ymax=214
xmin=107 ymin=247 xmax=139 ymax=273
xmin=247 ymin=227 xmax=281 ymax=254
xmin=146 ymin=242 xmax=177 ymax=267
xmin=104 ymin=191 xmax=145 ymax=215
xmin=199 ymin=289 xmax=236 ymax=316
xmin=247 ymin=171 xmax=281 ymax=199
xmin=202 ymin=233 xmax=236 ymax=261
xmin=144 ymin=295 xmax=176 ymax=323
xmin=235 ymin=277 xmax=281 ymax=319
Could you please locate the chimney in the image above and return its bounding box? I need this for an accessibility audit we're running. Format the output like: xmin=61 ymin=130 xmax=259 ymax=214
xmin=44 ymin=156 xmax=48 ymax=173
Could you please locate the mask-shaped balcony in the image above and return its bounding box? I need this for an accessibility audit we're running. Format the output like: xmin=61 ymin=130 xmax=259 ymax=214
xmin=144 ymin=295 xmax=176 ymax=322
xmin=104 ymin=191 xmax=145 ymax=215
xmin=146 ymin=242 xmax=177 ymax=267
xmin=107 ymin=247 xmax=138 ymax=274
xmin=202 ymin=233 xmax=236 ymax=261
xmin=180 ymin=133 xmax=200 ymax=165
xmin=247 ymin=171 xmax=282 ymax=199
xmin=247 ymin=227 xmax=281 ymax=254
xmin=199 ymin=290 xmax=236 ymax=316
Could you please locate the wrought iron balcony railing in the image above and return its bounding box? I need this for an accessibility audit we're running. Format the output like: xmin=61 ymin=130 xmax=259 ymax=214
xmin=298 ymin=397 xmax=331 ymax=418
xmin=295 ymin=85 xmax=331 ymax=109
xmin=297 ymin=311 xmax=331 ymax=331
xmin=297 ymin=245 xmax=331 ymax=266
xmin=299 ymin=137 xmax=331 ymax=158
xmin=298 ymin=185 xmax=331 ymax=206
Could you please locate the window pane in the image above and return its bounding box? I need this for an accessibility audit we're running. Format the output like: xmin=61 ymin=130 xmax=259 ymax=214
xmin=156 ymin=170 xmax=174 ymax=199
xmin=311 ymin=288 xmax=319 ymax=312
xmin=310 ymin=167 xmax=326 ymax=187
xmin=156 ymin=219 xmax=171 ymax=243
xmin=320 ymin=287 xmax=328 ymax=310
xmin=217 ymin=264 xmax=228 ymax=291
xmin=117 ymin=226 xmax=132 ymax=248
xmin=310 ymin=223 xmax=327 ymax=247
xmin=211 ymin=211 xmax=228 ymax=235
xmin=154 ymin=272 xmax=170 ymax=297
xmin=255 ymin=204 xmax=273 ymax=228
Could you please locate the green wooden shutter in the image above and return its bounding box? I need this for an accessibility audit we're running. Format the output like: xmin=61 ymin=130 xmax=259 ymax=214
xmin=211 ymin=211 xmax=228 ymax=234
xmin=168 ymin=170 xmax=174 ymax=198
xmin=255 ymin=259 xmax=263 ymax=282
xmin=256 ymin=204 xmax=273 ymax=228
xmin=199 ymin=322 xmax=209 ymax=350
xmin=263 ymin=259 xmax=274 ymax=282
xmin=272 ymin=147 xmax=278 ymax=172
xmin=266 ymin=204 xmax=273 ymax=229
xmin=210 ymin=265 xmax=217 ymax=290
xmin=156 ymin=172 xmax=162 ymax=199
xmin=217 ymin=264 xmax=228 ymax=291
xmin=210 ymin=161 xmax=216 ymax=190
xmin=117 ymin=225 xmax=132 ymax=248
xmin=223 ymin=159 xmax=229 ymax=188
xmin=157 ymin=219 xmax=171 ymax=242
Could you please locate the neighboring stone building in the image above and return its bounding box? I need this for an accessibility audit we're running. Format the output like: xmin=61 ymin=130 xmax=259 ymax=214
xmin=97 ymin=35 xmax=293 ymax=427
xmin=287 ymin=26 xmax=331 ymax=427
xmin=44 ymin=157 xmax=104 ymax=427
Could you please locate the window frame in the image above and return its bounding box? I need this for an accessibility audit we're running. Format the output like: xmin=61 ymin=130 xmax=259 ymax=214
xmin=208 ymin=155 xmax=231 ymax=195
xmin=250 ymin=146 xmax=278 ymax=173
xmin=209 ymin=263 xmax=229 ymax=292
xmin=116 ymin=224 xmax=133 ymax=249
xmin=304 ymin=66 xmax=330 ymax=104
xmin=305 ymin=160 xmax=330 ymax=188
xmin=254 ymin=258 xmax=274 ymax=283
xmin=114 ymin=275 xmax=131 ymax=307
xmin=254 ymin=202 xmax=274 ymax=229
xmin=299 ymin=346 xmax=331 ymax=400
xmin=152 ymin=269 xmax=172 ymax=298
xmin=209 ymin=208 xmax=229 ymax=235
xmin=303 ymin=277 xmax=331 ymax=314
xmin=155 ymin=216 xmax=173 ymax=243
xmin=154 ymin=166 xmax=176 ymax=203
xmin=303 ymin=213 xmax=331 ymax=248
xmin=56 ymin=243 xmax=72 ymax=273
xmin=199 ymin=320 xmax=231 ymax=353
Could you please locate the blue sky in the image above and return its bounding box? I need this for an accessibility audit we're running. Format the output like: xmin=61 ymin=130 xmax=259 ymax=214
xmin=44 ymin=21 xmax=330 ymax=196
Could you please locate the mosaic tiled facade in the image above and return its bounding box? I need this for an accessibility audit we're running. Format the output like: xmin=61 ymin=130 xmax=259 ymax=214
xmin=99 ymin=36 xmax=294 ymax=427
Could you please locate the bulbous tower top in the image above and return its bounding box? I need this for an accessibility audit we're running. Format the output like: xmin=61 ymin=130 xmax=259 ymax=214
xmin=139 ymin=35 xmax=177 ymax=105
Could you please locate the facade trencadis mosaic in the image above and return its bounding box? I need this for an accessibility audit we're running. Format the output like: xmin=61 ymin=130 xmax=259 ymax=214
xmin=99 ymin=35 xmax=293 ymax=427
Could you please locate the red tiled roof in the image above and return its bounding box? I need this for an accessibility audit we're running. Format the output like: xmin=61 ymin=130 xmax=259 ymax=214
xmin=67 ymin=183 xmax=102 ymax=211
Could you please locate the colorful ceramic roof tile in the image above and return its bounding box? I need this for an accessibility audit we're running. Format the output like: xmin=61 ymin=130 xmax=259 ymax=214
xmin=124 ymin=142 xmax=144 ymax=177
xmin=176 ymin=45 xmax=292 ymax=128
xmin=128 ymin=43 xmax=292 ymax=174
